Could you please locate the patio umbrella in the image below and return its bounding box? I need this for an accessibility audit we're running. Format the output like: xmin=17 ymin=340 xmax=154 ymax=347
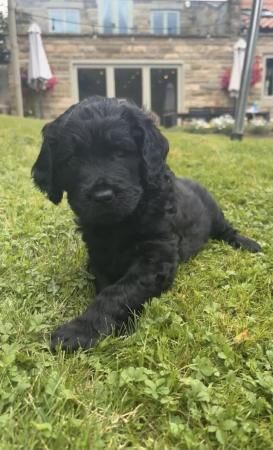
xmin=228 ymin=38 xmax=246 ymax=98
xmin=28 ymin=23 xmax=53 ymax=117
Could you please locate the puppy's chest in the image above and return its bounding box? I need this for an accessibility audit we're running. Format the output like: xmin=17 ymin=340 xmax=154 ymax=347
xmin=86 ymin=230 xmax=138 ymax=279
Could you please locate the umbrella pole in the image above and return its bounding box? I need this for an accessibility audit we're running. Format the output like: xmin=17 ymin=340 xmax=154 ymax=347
xmin=233 ymin=97 xmax=237 ymax=118
xmin=34 ymin=81 xmax=44 ymax=119
xmin=231 ymin=0 xmax=263 ymax=140
xmin=33 ymin=93 xmax=39 ymax=118
xmin=38 ymin=91 xmax=44 ymax=119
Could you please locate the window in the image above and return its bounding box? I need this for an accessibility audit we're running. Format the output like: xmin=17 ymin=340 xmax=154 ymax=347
xmin=151 ymin=68 xmax=177 ymax=124
xmin=151 ymin=11 xmax=180 ymax=35
xmin=78 ymin=69 xmax=106 ymax=101
xmin=48 ymin=9 xmax=80 ymax=34
xmin=115 ymin=68 xmax=142 ymax=107
xmin=264 ymin=58 xmax=273 ymax=96
xmin=74 ymin=62 xmax=182 ymax=126
xmin=98 ymin=0 xmax=133 ymax=34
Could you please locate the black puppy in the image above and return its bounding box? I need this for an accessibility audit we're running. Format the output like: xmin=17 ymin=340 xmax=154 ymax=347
xmin=32 ymin=96 xmax=261 ymax=351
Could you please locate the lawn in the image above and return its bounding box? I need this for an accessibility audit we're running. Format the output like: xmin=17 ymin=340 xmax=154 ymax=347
xmin=0 ymin=115 xmax=273 ymax=450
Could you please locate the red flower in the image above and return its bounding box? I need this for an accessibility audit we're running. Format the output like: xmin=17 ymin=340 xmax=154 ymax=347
xmin=46 ymin=75 xmax=58 ymax=90
xmin=20 ymin=67 xmax=58 ymax=92
xmin=220 ymin=56 xmax=262 ymax=91
xmin=220 ymin=67 xmax=231 ymax=91
xmin=251 ymin=56 xmax=262 ymax=86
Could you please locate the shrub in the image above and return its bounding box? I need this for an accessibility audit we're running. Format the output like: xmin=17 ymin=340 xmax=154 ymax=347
xmin=181 ymin=115 xmax=272 ymax=137
xmin=246 ymin=118 xmax=272 ymax=136
xmin=182 ymin=119 xmax=211 ymax=134
xmin=210 ymin=115 xmax=235 ymax=135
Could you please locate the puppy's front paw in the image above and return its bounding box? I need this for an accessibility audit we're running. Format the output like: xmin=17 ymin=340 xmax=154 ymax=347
xmin=50 ymin=318 xmax=98 ymax=352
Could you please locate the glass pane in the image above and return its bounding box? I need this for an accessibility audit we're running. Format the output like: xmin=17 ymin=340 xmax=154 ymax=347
xmin=48 ymin=10 xmax=64 ymax=33
xmin=78 ymin=69 xmax=106 ymax=101
xmin=167 ymin=12 xmax=178 ymax=35
xmin=152 ymin=11 xmax=164 ymax=35
xmin=102 ymin=0 xmax=113 ymax=34
xmin=65 ymin=10 xmax=80 ymax=33
xmin=118 ymin=0 xmax=129 ymax=33
xmin=115 ymin=68 xmax=142 ymax=107
xmin=151 ymin=68 xmax=177 ymax=125
xmin=265 ymin=58 xmax=273 ymax=96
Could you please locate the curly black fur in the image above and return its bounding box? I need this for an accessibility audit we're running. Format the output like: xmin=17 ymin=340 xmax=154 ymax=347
xmin=31 ymin=96 xmax=261 ymax=351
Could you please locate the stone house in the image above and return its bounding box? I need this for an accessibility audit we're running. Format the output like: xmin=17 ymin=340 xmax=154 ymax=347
xmin=5 ymin=0 xmax=273 ymax=120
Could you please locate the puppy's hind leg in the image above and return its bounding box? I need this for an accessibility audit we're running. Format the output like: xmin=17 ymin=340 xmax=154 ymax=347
xmin=211 ymin=210 xmax=262 ymax=253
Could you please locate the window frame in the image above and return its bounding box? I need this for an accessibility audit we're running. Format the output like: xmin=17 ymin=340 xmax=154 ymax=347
xmin=151 ymin=10 xmax=180 ymax=36
xmin=98 ymin=0 xmax=133 ymax=35
xmin=48 ymin=9 xmax=80 ymax=34
xmin=71 ymin=60 xmax=184 ymax=114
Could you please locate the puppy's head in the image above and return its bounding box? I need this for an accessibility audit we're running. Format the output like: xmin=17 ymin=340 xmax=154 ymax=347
xmin=32 ymin=96 xmax=169 ymax=225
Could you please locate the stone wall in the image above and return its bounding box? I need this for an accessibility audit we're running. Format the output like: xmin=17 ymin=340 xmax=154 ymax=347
xmin=13 ymin=33 xmax=273 ymax=119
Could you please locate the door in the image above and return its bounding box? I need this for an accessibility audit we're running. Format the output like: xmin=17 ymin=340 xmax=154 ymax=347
xmin=150 ymin=68 xmax=177 ymax=125
xmin=77 ymin=68 xmax=106 ymax=101
xmin=114 ymin=68 xmax=142 ymax=106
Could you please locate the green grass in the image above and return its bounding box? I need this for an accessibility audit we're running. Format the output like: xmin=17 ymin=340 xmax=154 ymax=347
xmin=1 ymin=115 xmax=273 ymax=449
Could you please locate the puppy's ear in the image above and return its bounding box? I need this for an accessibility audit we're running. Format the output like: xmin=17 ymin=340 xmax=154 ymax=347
xmin=135 ymin=117 xmax=169 ymax=178
xmin=31 ymin=122 xmax=63 ymax=204
xmin=122 ymin=104 xmax=169 ymax=178
xmin=31 ymin=104 xmax=76 ymax=204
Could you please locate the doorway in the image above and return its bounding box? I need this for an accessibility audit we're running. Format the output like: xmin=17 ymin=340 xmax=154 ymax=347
xmin=114 ymin=68 xmax=142 ymax=107
xmin=151 ymin=68 xmax=177 ymax=125
xmin=78 ymin=68 xmax=106 ymax=101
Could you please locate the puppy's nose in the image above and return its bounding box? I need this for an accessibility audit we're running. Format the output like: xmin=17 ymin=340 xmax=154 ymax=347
xmin=93 ymin=189 xmax=113 ymax=202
